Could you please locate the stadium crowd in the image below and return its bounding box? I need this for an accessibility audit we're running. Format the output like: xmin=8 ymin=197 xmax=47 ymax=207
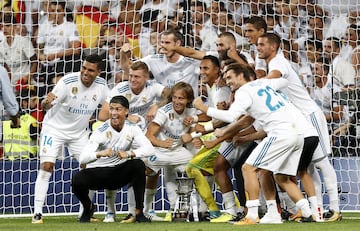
xmin=0 ymin=0 xmax=358 ymax=226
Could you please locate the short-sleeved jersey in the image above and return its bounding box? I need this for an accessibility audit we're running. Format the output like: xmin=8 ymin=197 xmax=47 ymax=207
xmin=42 ymin=72 xmax=109 ymax=138
xmin=207 ymin=78 xmax=307 ymax=137
xmin=311 ymin=78 xmax=348 ymax=129
xmin=107 ymin=80 xmax=164 ymax=118
xmin=141 ymin=54 xmax=200 ymax=96
xmin=37 ymin=20 xmax=80 ymax=64
xmin=268 ymin=53 xmax=321 ymax=116
xmin=82 ymin=120 xmax=155 ymax=168
xmin=153 ymin=103 xmax=197 ymax=149
xmin=0 ymin=35 xmax=35 ymax=84
xmin=206 ymin=84 xmax=231 ymax=108
xmin=330 ymin=56 xmax=356 ymax=87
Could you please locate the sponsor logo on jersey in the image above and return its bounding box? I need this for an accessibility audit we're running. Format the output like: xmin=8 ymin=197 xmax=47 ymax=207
xmin=149 ymin=155 xmax=157 ymax=162
xmin=126 ymin=135 xmax=132 ymax=142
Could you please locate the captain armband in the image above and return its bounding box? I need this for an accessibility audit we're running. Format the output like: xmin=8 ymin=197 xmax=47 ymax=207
xmin=192 ymin=115 xmax=199 ymax=123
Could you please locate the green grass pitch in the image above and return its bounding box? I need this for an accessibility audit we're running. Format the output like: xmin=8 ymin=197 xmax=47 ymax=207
xmin=1 ymin=212 xmax=359 ymax=231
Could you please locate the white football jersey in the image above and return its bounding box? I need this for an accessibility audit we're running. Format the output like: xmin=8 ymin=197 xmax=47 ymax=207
xmin=153 ymin=103 xmax=198 ymax=149
xmin=206 ymin=84 xmax=231 ymax=108
xmin=37 ymin=20 xmax=80 ymax=65
xmin=141 ymin=54 xmax=200 ymax=96
xmin=107 ymin=80 xmax=165 ymax=118
xmin=207 ymin=78 xmax=307 ymax=137
xmin=42 ymin=72 xmax=109 ymax=138
xmin=268 ymin=53 xmax=321 ymax=115
xmin=0 ymin=35 xmax=35 ymax=84
xmin=81 ymin=120 xmax=155 ymax=168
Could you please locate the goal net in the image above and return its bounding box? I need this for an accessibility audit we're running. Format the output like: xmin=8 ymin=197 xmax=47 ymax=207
xmin=1 ymin=0 xmax=359 ymax=217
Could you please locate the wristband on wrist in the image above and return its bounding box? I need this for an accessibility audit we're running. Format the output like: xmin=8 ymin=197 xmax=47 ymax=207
xmin=127 ymin=151 xmax=131 ymax=159
xmin=192 ymin=115 xmax=199 ymax=123
xmin=190 ymin=131 xmax=202 ymax=139
xmin=204 ymin=123 xmax=214 ymax=132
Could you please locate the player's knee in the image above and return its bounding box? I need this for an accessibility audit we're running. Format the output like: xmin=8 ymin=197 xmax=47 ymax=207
xmin=241 ymin=163 xmax=255 ymax=173
xmin=214 ymin=155 xmax=229 ymax=173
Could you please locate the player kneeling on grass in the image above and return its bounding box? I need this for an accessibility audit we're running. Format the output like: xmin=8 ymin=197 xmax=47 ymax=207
xmin=71 ymin=95 xmax=155 ymax=223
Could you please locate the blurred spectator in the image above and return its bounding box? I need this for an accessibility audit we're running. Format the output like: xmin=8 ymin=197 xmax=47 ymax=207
xmin=273 ymin=0 xmax=299 ymax=40
xmin=311 ymin=57 xmax=352 ymax=156
xmin=0 ymin=14 xmax=37 ymax=94
xmin=74 ymin=0 xmax=117 ymax=48
xmin=228 ymin=0 xmax=251 ymax=26
xmin=281 ymin=39 xmax=299 ymax=73
xmin=139 ymin=9 xmax=165 ymax=57
xmin=262 ymin=4 xmax=279 ymax=33
xmin=35 ymin=0 xmax=81 ymax=97
xmin=298 ymin=38 xmax=323 ymax=93
xmin=341 ymin=24 xmax=360 ymax=62
xmin=217 ymin=9 xmax=247 ymax=47
xmin=190 ymin=0 xmax=209 ymax=49
xmin=198 ymin=0 xmax=226 ymax=51
xmin=340 ymin=24 xmax=360 ymax=86
xmin=0 ymin=64 xmax=20 ymax=159
xmin=3 ymin=89 xmax=41 ymax=160
xmin=117 ymin=0 xmax=143 ymax=58
xmin=2 ymin=111 xmax=39 ymax=160
xmin=106 ymin=34 xmax=131 ymax=87
xmin=311 ymin=57 xmax=348 ymax=133
xmin=19 ymin=89 xmax=44 ymax=123
xmin=0 ymin=1 xmax=26 ymax=24
xmin=323 ymin=37 xmax=356 ymax=89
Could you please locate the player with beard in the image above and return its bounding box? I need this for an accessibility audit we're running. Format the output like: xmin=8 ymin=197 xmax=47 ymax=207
xmin=140 ymin=29 xmax=201 ymax=97
xmin=160 ymin=31 xmax=253 ymax=68
xmin=31 ymin=54 xmax=109 ymax=224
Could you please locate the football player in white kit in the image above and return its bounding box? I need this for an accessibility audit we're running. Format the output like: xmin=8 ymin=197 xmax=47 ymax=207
xmin=141 ymin=29 xmax=201 ymax=97
xmin=31 ymin=54 xmax=110 ymax=224
xmin=98 ymin=60 xmax=169 ymax=127
xmin=72 ymin=95 xmax=154 ymax=223
xmin=97 ymin=61 xmax=169 ymax=222
xmin=257 ymin=33 xmax=341 ymax=222
xmin=193 ymin=63 xmax=314 ymax=225
xmin=144 ymin=82 xmax=201 ymax=221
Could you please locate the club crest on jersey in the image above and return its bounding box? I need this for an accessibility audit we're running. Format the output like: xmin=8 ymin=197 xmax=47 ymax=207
xmin=71 ymin=87 xmax=78 ymax=98
xmin=106 ymin=131 xmax=112 ymax=139
xmin=142 ymin=97 xmax=147 ymax=103
xmin=92 ymin=94 xmax=97 ymax=101
xmin=125 ymin=93 xmax=131 ymax=101
xmin=169 ymin=113 xmax=175 ymax=121
xmin=42 ymin=147 xmax=47 ymax=153
xmin=126 ymin=135 xmax=132 ymax=142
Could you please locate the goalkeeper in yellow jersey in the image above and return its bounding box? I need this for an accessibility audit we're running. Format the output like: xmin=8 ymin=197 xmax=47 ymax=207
xmin=184 ymin=55 xmax=238 ymax=221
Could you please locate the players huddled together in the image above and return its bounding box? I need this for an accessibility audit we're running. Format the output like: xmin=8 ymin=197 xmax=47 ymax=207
xmin=30 ymin=17 xmax=343 ymax=225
